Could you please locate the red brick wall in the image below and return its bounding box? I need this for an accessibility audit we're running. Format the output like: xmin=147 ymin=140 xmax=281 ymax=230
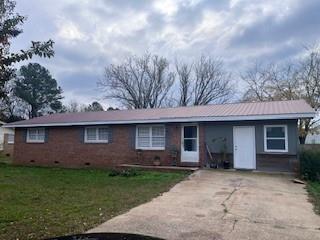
xmin=13 ymin=123 xmax=206 ymax=168
xmin=199 ymin=123 xmax=206 ymax=167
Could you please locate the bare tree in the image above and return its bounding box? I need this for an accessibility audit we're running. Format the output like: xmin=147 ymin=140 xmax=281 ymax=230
xmin=269 ymin=64 xmax=301 ymax=101
xmin=193 ymin=56 xmax=233 ymax=105
xmin=63 ymin=100 xmax=86 ymax=113
xmin=298 ymin=49 xmax=320 ymax=110
xmin=99 ymin=54 xmax=175 ymax=109
xmin=175 ymin=56 xmax=234 ymax=106
xmin=241 ymin=62 xmax=276 ymax=101
xmin=296 ymin=48 xmax=320 ymax=143
xmin=175 ymin=60 xmax=192 ymax=106
xmin=242 ymin=62 xmax=303 ymax=102
xmin=241 ymin=47 xmax=320 ymax=143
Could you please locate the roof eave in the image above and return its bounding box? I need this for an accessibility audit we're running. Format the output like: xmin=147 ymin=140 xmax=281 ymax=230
xmin=4 ymin=112 xmax=316 ymax=128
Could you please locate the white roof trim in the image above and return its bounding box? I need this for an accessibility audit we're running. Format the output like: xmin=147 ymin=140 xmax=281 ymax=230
xmin=4 ymin=112 xmax=316 ymax=128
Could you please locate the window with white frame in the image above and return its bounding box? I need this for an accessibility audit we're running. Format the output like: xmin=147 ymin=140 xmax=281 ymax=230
xmin=264 ymin=125 xmax=288 ymax=152
xmin=27 ymin=128 xmax=45 ymax=143
xmin=7 ymin=134 xmax=14 ymax=144
xmin=136 ymin=125 xmax=165 ymax=150
xmin=84 ymin=127 xmax=109 ymax=143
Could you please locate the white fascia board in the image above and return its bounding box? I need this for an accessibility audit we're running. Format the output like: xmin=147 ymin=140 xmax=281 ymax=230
xmin=4 ymin=112 xmax=316 ymax=128
xmin=2 ymin=126 xmax=15 ymax=129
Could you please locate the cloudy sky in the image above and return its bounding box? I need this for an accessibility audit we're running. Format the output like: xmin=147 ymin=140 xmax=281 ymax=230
xmin=12 ymin=0 xmax=320 ymax=108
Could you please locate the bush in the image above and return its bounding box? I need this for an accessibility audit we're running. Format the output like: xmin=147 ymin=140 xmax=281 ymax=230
xmin=109 ymin=168 xmax=140 ymax=177
xmin=300 ymin=150 xmax=320 ymax=181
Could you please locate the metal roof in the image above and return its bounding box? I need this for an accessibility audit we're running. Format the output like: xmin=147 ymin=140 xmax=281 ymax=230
xmin=4 ymin=100 xmax=316 ymax=128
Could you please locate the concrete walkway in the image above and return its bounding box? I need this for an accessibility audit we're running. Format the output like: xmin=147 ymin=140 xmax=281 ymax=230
xmin=89 ymin=170 xmax=320 ymax=240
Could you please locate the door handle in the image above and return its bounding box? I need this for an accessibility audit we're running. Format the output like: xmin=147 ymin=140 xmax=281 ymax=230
xmin=235 ymin=146 xmax=237 ymax=151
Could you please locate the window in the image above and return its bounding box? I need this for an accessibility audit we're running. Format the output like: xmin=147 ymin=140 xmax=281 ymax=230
xmin=7 ymin=134 xmax=14 ymax=144
xmin=136 ymin=125 xmax=165 ymax=150
xmin=27 ymin=128 xmax=45 ymax=143
xmin=264 ymin=125 xmax=288 ymax=152
xmin=84 ymin=127 xmax=109 ymax=143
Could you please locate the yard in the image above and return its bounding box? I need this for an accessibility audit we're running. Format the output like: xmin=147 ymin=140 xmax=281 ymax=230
xmin=0 ymin=163 xmax=188 ymax=240
xmin=307 ymin=181 xmax=320 ymax=215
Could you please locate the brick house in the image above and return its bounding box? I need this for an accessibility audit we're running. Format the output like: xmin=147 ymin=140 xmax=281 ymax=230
xmin=4 ymin=100 xmax=315 ymax=172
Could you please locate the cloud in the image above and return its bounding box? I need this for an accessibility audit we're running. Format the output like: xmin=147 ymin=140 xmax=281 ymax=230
xmin=10 ymin=0 xmax=320 ymax=106
xmin=230 ymin=0 xmax=320 ymax=47
xmin=57 ymin=20 xmax=86 ymax=41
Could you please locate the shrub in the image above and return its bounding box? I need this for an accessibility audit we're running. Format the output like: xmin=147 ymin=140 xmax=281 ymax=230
xmin=300 ymin=150 xmax=320 ymax=181
xmin=109 ymin=168 xmax=140 ymax=177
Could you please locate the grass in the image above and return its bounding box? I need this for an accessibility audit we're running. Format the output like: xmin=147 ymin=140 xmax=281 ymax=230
xmin=0 ymin=164 xmax=188 ymax=240
xmin=307 ymin=181 xmax=320 ymax=215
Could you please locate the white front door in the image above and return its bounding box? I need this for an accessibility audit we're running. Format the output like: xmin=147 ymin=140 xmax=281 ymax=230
xmin=233 ymin=126 xmax=256 ymax=169
xmin=181 ymin=125 xmax=199 ymax=163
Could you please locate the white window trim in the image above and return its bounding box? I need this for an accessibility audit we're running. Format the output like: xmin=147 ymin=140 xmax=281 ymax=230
xmin=263 ymin=125 xmax=288 ymax=153
xmin=135 ymin=125 xmax=165 ymax=150
xmin=7 ymin=134 xmax=14 ymax=144
xmin=26 ymin=128 xmax=45 ymax=143
xmin=84 ymin=126 xmax=109 ymax=143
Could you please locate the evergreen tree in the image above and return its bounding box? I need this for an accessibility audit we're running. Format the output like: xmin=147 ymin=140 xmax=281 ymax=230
xmin=14 ymin=63 xmax=63 ymax=118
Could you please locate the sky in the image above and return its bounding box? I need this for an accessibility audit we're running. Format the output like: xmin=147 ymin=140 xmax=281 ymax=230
xmin=12 ymin=0 xmax=320 ymax=108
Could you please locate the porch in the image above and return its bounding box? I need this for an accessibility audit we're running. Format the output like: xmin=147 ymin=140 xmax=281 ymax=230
xmin=118 ymin=164 xmax=199 ymax=172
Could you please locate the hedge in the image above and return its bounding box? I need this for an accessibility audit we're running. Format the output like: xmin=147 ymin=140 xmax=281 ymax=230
xmin=300 ymin=149 xmax=320 ymax=181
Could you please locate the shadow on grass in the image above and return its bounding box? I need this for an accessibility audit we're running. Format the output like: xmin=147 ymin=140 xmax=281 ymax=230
xmin=46 ymin=232 xmax=165 ymax=240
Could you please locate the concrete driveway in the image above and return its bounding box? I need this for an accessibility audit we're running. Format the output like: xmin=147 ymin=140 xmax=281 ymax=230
xmin=89 ymin=170 xmax=320 ymax=240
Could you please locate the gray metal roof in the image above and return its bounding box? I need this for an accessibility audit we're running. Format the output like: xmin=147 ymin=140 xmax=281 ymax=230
xmin=5 ymin=100 xmax=316 ymax=127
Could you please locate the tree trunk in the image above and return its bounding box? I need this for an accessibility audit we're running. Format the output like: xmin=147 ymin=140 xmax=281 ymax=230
xmin=299 ymin=136 xmax=306 ymax=144
xmin=31 ymin=106 xmax=38 ymax=118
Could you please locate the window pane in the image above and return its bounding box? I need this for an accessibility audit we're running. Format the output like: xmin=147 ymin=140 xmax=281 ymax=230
xmin=8 ymin=134 xmax=14 ymax=143
xmin=184 ymin=126 xmax=197 ymax=138
xmin=138 ymin=127 xmax=149 ymax=137
xmin=184 ymin=139 xmax=197 ymax=151
xmin=266 ymin=127 xmax=285 ymax=138
xmin=138 ymin=137 xmax=150 ymax=148
xmin=86 ymin=128 xmax=97 ymax=141
xmin=267 ymin=139 xmax=285 ymax=150
xmin=29 ymin=129 xmax=37 ymax=135
xmin=152 ymin=126 xmax=165 ymax=137
xmin=152 ymin=137 xmax=165 ymax=147
xmin=37 ymin=129 xmax=45 ymax=140
xmin=29 ymin=133 xmax=37 ymax=140
xmin=28 ymin=129 xmax=37 ymax=140
xmin=98 ymin=128 xmax=108 ymax=141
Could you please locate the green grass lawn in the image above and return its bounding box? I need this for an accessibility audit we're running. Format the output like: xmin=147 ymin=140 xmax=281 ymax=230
xmin=307 ymin=181 xmax=320 ymax=215
xmin=0 ymin=164 xmax=188 ymax=240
